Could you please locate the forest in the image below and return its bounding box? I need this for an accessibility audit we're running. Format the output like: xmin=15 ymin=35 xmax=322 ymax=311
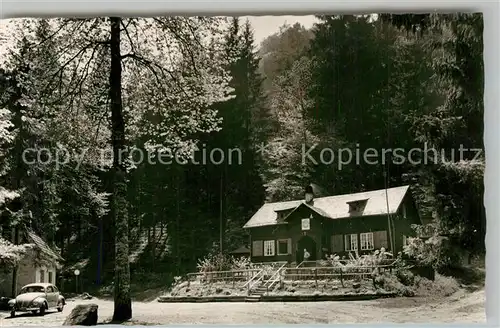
xmin=0 ymin=13 xmax=484 ymax=320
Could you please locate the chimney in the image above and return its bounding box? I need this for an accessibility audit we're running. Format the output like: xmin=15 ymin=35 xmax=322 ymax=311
xmin=305 ymin=185 xmax=314 ymax=204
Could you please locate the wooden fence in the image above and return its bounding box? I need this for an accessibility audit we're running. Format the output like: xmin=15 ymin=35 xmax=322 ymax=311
xmin=187 ymin=268 xmax=261 ymax=285
xmin=283 ymin=264 xmax=395 ymax=288
xmin=297 ymin=259 xmax=396 ymax=268
xmin=184 ymin=262 xmax=397 ymax=290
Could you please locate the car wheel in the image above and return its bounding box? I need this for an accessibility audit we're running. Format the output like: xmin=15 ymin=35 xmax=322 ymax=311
xmin=10 ymin=310 xmax=15 ymax=318
xmin=57 ymin=302 xmax=64 ymax=312
xmin=39 ymin=304 xmax=46 ymax=316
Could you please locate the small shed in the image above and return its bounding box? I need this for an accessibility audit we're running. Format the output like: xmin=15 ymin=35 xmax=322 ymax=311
xmin=228 ymin=246 xmax=250 ymax=258
xmin=0 ymin=228 xmax=63 ymax=297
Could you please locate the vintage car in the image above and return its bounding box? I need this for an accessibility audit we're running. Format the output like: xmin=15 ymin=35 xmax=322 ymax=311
xmin=8 ymin=283 xmax=65 ymax=317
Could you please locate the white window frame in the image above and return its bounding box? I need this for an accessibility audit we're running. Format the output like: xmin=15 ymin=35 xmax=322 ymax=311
xmin=344 ymin=234 xmax=358 ymax=251
xmin=277 ymin=239 xmax=289 ymax=255
xmin=360 ymin=232 xmax=374 ymax=250
xmin=263 ymin=240 xmax=275 ymax=257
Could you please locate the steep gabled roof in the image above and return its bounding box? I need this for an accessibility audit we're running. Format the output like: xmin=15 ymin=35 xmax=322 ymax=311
xmin=243 ymin=185 xmax=411 ymax=229
xmin=282 ymin=202 xmax=332 ymax=222
xmin=25 ymin=229 xmax=64 ymax=264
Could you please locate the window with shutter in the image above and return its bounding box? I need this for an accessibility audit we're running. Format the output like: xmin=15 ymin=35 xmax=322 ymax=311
xmin=331 ymin=234 xmax=343 ymax=253
xmin=344 ymin=234 xmax=358 ymax=251
xmin=252 ymin=240 xmax=263 ymax=257
xmin=373 ymin=231 xmax=388 ymax=249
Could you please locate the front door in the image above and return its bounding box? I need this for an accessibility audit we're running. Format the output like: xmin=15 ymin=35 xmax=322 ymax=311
xmin=296 ymin=235 xmax=317 ymax=264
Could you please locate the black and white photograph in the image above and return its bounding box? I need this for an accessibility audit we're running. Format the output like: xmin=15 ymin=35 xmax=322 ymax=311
xmin=0 ymin=12 xmax=486 ymax=325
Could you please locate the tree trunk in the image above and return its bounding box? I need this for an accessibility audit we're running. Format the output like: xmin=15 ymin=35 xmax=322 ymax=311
xmin=59 ymin=230 xmax=64 ymax=259
xmin=175 ymin=166 xmax=181 ymax=274
xmin=97 ymin=217 xmax=103 ymax=285
xmin=78 ymin=216 xmax=82 ymax=242
xmin=109 ymin=16 xmax=132 ymax=322
xmin=11 ymin=226 xmax=19 ymax=298
xmin=152 ymin=170 xmax=159 ymax=263
xmin=10 ymin=67 xmax=26 ymax=298
xmin=219 ymin=172 xmax=223 ymax=253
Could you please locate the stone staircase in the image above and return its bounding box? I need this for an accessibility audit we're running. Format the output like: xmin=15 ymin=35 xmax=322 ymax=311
xmin=245 ymin=281 xmax=268 ymax=301
xmin=244 ymin=262 xmax=287 ymax=302
xmin=250 ymin=283 xmax=269 ymax=296
xmin=245 ymin=295 xmax=262 ymax=302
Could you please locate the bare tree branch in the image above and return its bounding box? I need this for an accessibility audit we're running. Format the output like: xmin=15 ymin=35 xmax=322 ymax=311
xmin=34 ymin=20 xmax=69 ymax=47
xmin=121 ymin=53 xmax=190 ymax=99
xmin=152 ymin=17 xmax=201 ymax=74
xmin=120 ymin=19 xmax=137 ymax=54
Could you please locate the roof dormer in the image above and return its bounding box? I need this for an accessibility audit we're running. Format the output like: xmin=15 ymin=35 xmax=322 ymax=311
xmin=347 ymin=198 xmax=369 ymax=214
xmin=275 ymin=208 xmax=294 ymax=222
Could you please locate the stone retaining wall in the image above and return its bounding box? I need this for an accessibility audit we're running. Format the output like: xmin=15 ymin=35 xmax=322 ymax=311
xmin=157 ymin=292 xmax=397 ymax=303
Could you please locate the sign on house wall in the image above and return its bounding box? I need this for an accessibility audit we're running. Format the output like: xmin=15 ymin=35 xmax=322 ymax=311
xmin=301 ymin=218 xmax=310 ymax=231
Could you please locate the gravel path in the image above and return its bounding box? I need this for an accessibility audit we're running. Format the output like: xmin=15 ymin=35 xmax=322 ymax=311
xmin=0 ymin=290 xmax=486 ymax=325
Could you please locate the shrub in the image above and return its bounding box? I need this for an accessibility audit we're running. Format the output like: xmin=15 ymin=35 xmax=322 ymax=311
xmin=324 ymin=249 xmax=395 ymax=277
xmin=197 ymin=252 xmax=233 ymax=273
xmin=317 ymin=259 xmax=331 ymax=267
xmin=413 ymin=274 xmax=459 ymax=297
xmin=373 ymin=272 xmax=414 ymax=297
xmin=260 ymin=264 xmax=276 ymax=276
xmin=324 ymin=248 xmax=394 ymax=269
xmin=323 ymin=254 xmax=343 ymax=267
xmin=231 ymin=256 xmax=252 ymax=270
xmin=396 ymin=269 xmax=415 ymax=286
xmin=196 ymin=252 xmax=252 ymax=273
xmin=403 ymin=235 xmax=463 ymax=271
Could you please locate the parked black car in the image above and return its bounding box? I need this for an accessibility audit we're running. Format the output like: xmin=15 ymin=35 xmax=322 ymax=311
xmin=0 ymin=296 xmax=13 ymax=311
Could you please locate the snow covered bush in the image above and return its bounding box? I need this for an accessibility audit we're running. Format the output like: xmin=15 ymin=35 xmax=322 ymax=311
xmin=196 ymin=252 xmax=252 ymax=273
xmin=0 ymin=237 xmax=30 ymax=267
xmin=197 ymin=252 xmax=233 ymax=273
xmin=403 ymin=234 xmax=462 ymax=270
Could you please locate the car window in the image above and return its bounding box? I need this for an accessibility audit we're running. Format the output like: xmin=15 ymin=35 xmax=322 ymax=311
xmin=20 ymin=286 xmax=45 ymax=294
xmin=46 ymin=286 xmax=53 ymax=293
xmin=52 ymin=286 xmax=59 ymax=293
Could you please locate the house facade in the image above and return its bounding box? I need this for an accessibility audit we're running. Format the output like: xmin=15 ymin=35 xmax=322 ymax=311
xmin=243 ymin=185 xmax=421 ymax=264
xmin=0 ymin=228 xmax=63 ymax=297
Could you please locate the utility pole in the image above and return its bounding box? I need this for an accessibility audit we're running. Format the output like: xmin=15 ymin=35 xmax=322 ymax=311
xmin=383 ymin=170 xmax=395 ymax=253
